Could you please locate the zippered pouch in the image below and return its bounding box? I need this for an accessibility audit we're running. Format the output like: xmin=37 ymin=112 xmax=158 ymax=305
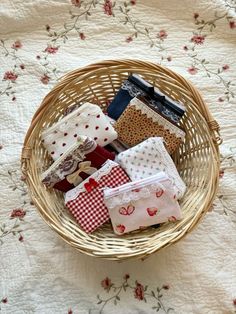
xmin=65 ymin=160 xmax=131 ymax=233
xmin=114 ymin=97 xmax=185 ymax=154
xmin=103 ymin=172 xmax=182 ymax=235
xmin=117 ymin=137 xmax=186 ymax=199
xmin=41 ymin=136 xmax=115 ymax=192
xmin=41 ymin=102 xmax=118 ymax=160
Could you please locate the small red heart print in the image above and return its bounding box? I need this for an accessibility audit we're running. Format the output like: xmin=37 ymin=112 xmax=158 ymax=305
xmin=147 ymin=207 xmax=158 ymax=216
xmin=156 ymin=189 xmax=164 ymax=198
xmin=168 ymin=216 xmax=177 ymax=222
xmin=116 ymin=224 xmax=125 ymax=234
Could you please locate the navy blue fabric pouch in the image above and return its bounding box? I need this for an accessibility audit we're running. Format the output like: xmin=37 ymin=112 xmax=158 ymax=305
xmin=107 ymin=74 xmax=154 ymax=120
xmin=107 ymin=74 xmax=185 ymax=123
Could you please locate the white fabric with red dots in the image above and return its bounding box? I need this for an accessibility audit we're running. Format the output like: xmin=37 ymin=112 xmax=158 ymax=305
xmin=41 ymin=102 xmax=118 ymax=160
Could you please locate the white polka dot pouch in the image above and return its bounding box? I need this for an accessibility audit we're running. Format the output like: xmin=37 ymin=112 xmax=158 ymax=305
xmin=41 ymin=102 xmax=118 ymax=161
xmin=117 ymin=137 xmax=186 ymax=199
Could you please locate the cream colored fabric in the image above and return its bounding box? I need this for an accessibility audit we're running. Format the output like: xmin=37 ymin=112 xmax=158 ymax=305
xmin=0 ymin=1 xmax=236 ymax=313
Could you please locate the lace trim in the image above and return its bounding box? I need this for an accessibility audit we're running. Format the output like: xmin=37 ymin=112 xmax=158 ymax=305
xmin=148 ymin=99 xmax=180 ymax=123
xmin=149 ymin=137 xmax=186 ymax=198
xmin=130 ymin=98 xmax=185 ymax=140
xmin=41 ymin=103 xmax=101 ymax=141
xmin=41 ymin=137 xmax=96 ymax=188
xmin=121 ymin=80 xmax=146 ymax=98
xmin=65 ymin=160 xmax=119 ymax=202
xmin=104 ymin=182 xmax=166 ymax=208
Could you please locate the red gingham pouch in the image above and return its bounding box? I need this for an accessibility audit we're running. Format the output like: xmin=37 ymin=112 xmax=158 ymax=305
xmin=65 ymin=160 xmax=131 ymax=233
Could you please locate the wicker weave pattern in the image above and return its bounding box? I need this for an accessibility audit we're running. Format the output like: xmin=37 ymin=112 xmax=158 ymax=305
xmin=21 ymin=60 xmax=221 ymax=260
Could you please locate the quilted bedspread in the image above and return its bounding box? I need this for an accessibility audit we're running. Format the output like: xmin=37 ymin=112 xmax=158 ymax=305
xmin=0 ymin=0 xmax=236 ymax=313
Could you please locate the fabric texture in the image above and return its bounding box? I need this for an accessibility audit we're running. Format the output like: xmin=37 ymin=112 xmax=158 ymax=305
xmin=117 ymin=137 xmax=186 ymax=199
xmin=104 ymin=172 xmax=182 ymax=234
xmin=114 ymin=97 xmax=185 ymax=153
xmin=41 ymin=102 xmax=118 ymax=160
xmin=1 ymin=1 xmax=236 ymax=313
xmin=65 ymin=160 xmax=131 ymax=233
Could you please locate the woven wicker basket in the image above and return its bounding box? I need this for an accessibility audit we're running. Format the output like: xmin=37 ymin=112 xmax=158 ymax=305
xmin=21 ymin=59 xmax=221 ymax=261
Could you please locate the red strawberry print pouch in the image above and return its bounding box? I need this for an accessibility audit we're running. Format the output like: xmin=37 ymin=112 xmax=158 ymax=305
xmin=65 ymin=160 xmax=131 ymax=233
xmin=103 ymin=172 xmax=182 ymax=235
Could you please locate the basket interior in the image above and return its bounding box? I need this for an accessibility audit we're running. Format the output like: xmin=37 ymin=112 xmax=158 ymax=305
xmin=28 ymin=61 xmax=219 ymax=260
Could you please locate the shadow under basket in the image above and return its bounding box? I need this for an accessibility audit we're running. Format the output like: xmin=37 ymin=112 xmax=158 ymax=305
xmin=21 ymin=59 xmax=221 ymax=261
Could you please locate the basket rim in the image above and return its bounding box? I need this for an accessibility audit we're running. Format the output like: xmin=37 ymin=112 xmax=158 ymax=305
xmin=21 ymin=59 xmax=221 ymax=260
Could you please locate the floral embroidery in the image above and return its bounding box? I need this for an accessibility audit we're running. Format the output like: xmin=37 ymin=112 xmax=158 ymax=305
xmin=97 ymin=274 xmax=174 ymax=313
xmin=146 ymin=207 xmax=158 ymax=216
xmin=103 ymin=0 xmax=113 ymax=16
xmin=10 ymin=209 xmax=26 ymax=219
xmin=115 ymin=224 xmax=126 ymax=234
xmin=0 ymin=39 xmax=25 ymax=101
xmin=191 ymin=34 xmax=205 ymax=44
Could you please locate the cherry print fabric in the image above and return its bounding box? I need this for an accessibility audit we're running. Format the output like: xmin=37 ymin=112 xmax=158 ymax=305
xmin=103 ymin=172 xmax=182 ymax=235
xmin=117 ymin=137 xmax=186 ymax=199
xmin=41 ymin=102 xmax=118 ymax=160
xmin=65 ymin=160 xmax=131 ymax=233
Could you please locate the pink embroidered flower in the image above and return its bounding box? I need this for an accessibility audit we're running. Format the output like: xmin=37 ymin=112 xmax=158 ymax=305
xmin=183 ymin=45 xmax=188 ymax=51
xmin=116 ymin=224 xmax=125 ymax=233
xmin=124 ymin=274 xmax=130 ymax=280
xmin=134 ymin=282 xmax=144 ymax=301
xmin=40 ymin=74 xmax=50 ymax=85
xmin=79 ymin=32 xmax=86 ymax=40
xmin=219 ymin=169 xmax=224 ymax=178
xmin=103 ymin=0 xmax=113 ymax=16
xmin=218 ymin=97 xmax=224 ymax=102
xmin=1 ymin=298 xmax=8 ymax=304
xmin=126 ymin=36 xmax=133 ymax=43
xmin=71 ymin=0 xmax=80 ymax=7
xmin=12 ymin=40 xmax=22 ymax=49
xmin=188 ymin=66 xmax=198 ymax=75
xmin=194 ymin=13 xmax=199 ymax=19
xmin=44 ymin=46 xmax=58 ymax=54
xmin=3 ymin=71 xmax=18 ymax=81
xmin=222 ymin=64 xmax=229 ymax=71
xmin=229 ymin=21 xmax=236 ymax=29
xmin=147 ymin=207 xmax=158 ymax=216
xmin=101 ymin=277 xmax=113 ymax=291
xmin=157 ymin=30 xmax=168 ymax=40
xmin=19 ymin=235 xmax=24 ymax=242
xmin=130 ymin=0 xmax=136 ymax=4
xmin=191 ymin=34 xmax=205 ymax=45
xmin=162 ymin=284 xmax=170 ymax=290
xmin=10 ymin=208 xmax=26 ymax=219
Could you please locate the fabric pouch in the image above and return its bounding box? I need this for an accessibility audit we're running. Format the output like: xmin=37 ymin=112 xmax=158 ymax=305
xmin=65 ymin=160 xmax=131 ymax=233
xmin=114 ymin=97 xmax=185 ymax=154
xmin=107 ymin=74 xmax=154 ymax=120
xmin=117 ymin=137 xmax=186 ymax=199
xmin=41 ymin=102 xmax=118 ymax=160
xmin=104 ymin=172 xmax=182 ymax=235
xmin=41 ymin=136 xmax=115 ymax=192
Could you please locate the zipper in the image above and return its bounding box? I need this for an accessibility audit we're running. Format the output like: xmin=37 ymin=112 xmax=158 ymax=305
xmin=104 ymin=172 xmax=168 ymax=198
